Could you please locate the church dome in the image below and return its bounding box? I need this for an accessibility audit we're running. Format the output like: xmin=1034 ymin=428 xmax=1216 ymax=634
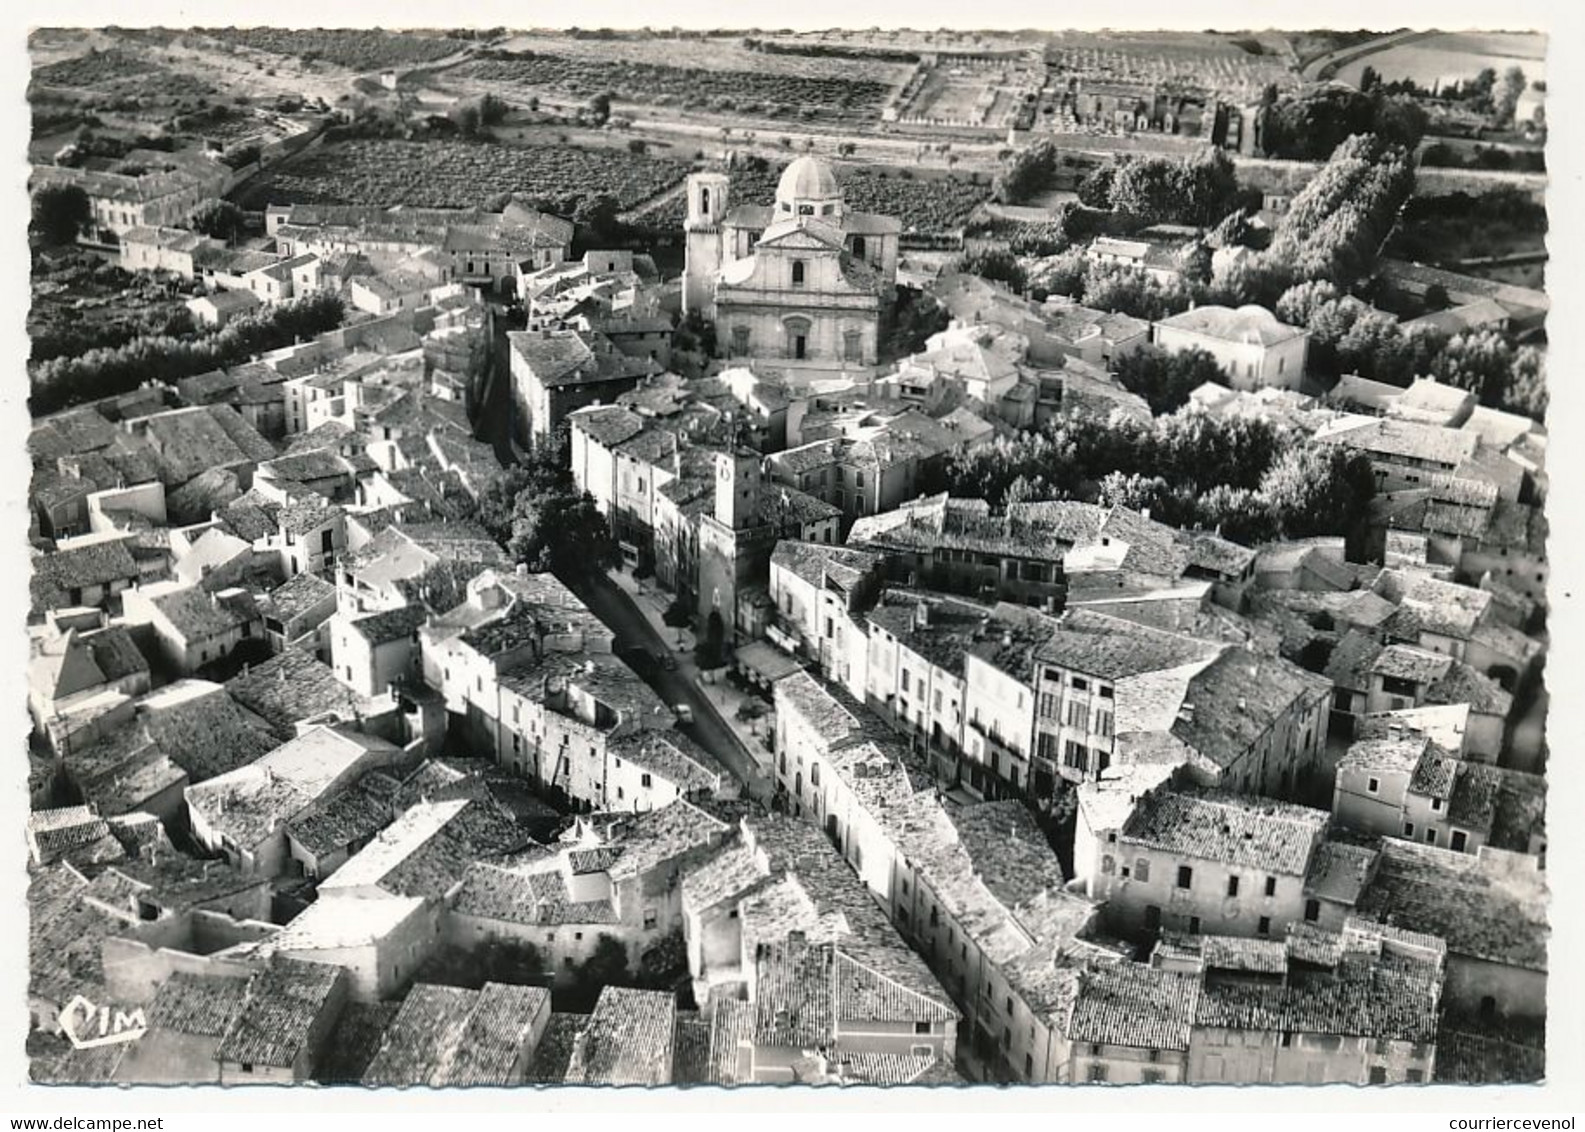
xmin=776 ymin=157 xmax=842 ymax=213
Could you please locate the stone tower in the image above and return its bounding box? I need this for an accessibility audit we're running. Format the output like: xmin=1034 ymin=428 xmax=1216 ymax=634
xmin=713 ymin=447 xmax=760 ymax=531
xmin=696 ymin=447 xmax=768 ymax=650
xmin=683 ymin=171 xmax=730 ymax=319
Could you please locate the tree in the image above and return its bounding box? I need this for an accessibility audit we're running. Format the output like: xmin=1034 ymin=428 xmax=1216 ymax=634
xmin=956 ymin=248 xmax=1027 ymax=294
xmin=221 ymin=143 xmax=261 ymax=170
xmin=1275 ymin=280 xmax=1341 ymax=328
xmin=31 ymin=184 xmax=91 ymax=245
xmin=507 ymin=488 xmax=619 ymax=576
xmin=587 ymin=91 xmax=613 ymax=125
xmin=572 ymin=193 xmax=624 ymax=248
xmin=1113 ymin=344 xmax=1226 ymax=414
xmin=1495 ymin=66 xmax=1527 ymax=126
xmin=1108 ymin=157 xmax=1181 ymax=227
xmin=1257 ymin=443 xmax=1376 ymax=540
xmin=1076 ymin=163 xmax=1115 ymax=209
xmin=1026 ymin=249 xmax=1088 ymax=300
xmin=993 ymin=139 xmax=1059 ymax=205
xmin=1177 ymin=241 xmax=1214 ymax=285
xmin=188 ymin=198 xmax=245 ymax=243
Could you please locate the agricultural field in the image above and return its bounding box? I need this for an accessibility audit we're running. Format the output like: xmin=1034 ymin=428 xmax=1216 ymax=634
xmin=648 ymin=161 xmax=990 ymax=237
xmin=29 ymin=252 xmax=197 ymax=365
xmin=1334 ymin=32 xmax=1546 ymax=89
xmin=190 ymin=28 xmax=476 ymax=71
xmin=1384 ymin=189 xmax=1548 ymax=269
xmin=31 ymin=48 xmax=162 ymax=88
xmin=233 ymin=138 xmax=692 ymax=211
xmin=451 ymin=53 xmax=893 ymax=123
xmin=492 ymin=33 xmax=912 ymax=83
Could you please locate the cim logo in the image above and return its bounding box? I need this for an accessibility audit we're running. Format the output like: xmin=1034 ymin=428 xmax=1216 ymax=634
xmin=59 ymin=994 xmax=148 ymax=1050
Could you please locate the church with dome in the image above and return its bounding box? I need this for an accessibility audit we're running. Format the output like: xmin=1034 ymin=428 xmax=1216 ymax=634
xmin=682 ymin=156 xmax=901 ymax=371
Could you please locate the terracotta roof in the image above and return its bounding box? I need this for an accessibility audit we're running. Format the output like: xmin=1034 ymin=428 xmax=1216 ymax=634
xmin=563 ymin=986 xmax=676 ymax=1085
xmin=1121 ymin=789 xmax=1327 ymax=875
xmin=215 ymin=957 xmax=344 ymax=1069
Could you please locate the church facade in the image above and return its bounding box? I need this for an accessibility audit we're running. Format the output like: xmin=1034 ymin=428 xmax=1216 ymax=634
xmin=683 ymin=157 xmax=901 ymax=370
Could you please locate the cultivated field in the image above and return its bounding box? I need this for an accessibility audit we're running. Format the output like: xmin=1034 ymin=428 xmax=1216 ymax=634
xmin=190 ymin=28 xmax=476 ymax=72
xmin=1334 ymin=32 xmax=1547 ymax=89
xmin=647 ymin=162 xmax=990 ymax=236
xmin=493 ymin=33 xmax=912 ymax=82
xmin=233 ymin=138 xmax=693 ymax=211
xmin=450 ymin=53 xmax=895 ymax=123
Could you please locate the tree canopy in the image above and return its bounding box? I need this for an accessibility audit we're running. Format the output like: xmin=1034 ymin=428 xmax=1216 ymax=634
xmin=32 ymin=184 xmax=90 ymax=246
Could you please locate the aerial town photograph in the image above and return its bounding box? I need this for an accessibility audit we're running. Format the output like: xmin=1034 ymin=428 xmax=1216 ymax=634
xmin=19 ymin=17 xmax=1552 ymax=1092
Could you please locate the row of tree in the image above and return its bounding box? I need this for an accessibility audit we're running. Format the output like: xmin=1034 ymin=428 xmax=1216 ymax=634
xmin=1206 ymin=133 xmax=1416 ymax=306
xmin=1256 ymin=83 xmax=1427 ymax=161
xmin=1270 ymin=278 xmax=1546 ymax=419
xmin=940 ymin=407 xmax=1377 ymax=548
xmin=1075 ymin=148 xmax=1248 ymax=229
xmin=30 ymin=292 xmax=347 ymax=415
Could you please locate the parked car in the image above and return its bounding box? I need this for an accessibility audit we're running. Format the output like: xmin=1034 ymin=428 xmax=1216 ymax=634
xmin=674 ymin=704 xmax=694 ymax=724
xmin=657 ymin=650 xmax=677 ymax=671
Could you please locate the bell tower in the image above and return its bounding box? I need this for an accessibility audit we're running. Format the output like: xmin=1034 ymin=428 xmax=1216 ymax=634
xmin=713 ymin=447 xmax=760 ymax=531
xmin=683 ymin=171 xmax=730 ymax=319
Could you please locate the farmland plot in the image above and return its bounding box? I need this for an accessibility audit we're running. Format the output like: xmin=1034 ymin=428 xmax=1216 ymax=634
xmin=234 ymin=138 xmax=692 ymax=211
xmin=646 ymin=163 xmax=989 ymax=236
xmin=451 ymin=54 xmax=893 ymax=120
xmin=191 ymin=28 xmax=474 ymax=71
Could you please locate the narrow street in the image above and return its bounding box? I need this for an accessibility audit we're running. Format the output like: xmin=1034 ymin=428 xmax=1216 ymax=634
xmin=568 ymin=569 xmax=765 ymax=796
xmin=473 ymin=299 xmax=517 ymax=464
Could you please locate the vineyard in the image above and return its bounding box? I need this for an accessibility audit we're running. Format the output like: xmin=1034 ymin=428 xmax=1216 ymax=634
xmin=31 ymin=49 xmax=163 ymax=88
xmin=452 ymin=53 xmax=892 ymax=121
xmin=233 ymin=138 xmax=692 ymax=211
xmin=191 ymin=28 xmax=472 ymax=70
xmin=649 ymin=163 xmax=990 ymax=237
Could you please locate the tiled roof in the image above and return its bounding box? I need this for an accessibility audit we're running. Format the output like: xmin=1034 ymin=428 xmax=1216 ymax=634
xmin=314 ymin=1001 xmax=399 ymax=1084
xmin=283 ymin=781 xmax=392 ymax=857
xmin=1066 ymin=964 xmax=1200 ymax=1051
xmin=436 ymin=982 xmax=551 ymax=1086
xmin=1036 ymin=608 xmax=1221 ymax=681
xmin=1193 ymin=956 xmax=1440 ymax=1043
xmin=259 ymin=571 xmax=337 ymax=628
xmin=146 ymin=973 xmax=251 ymax=1039
xmin=361 ymin=983 xmax=475 ymax=1085
xmin=1121 ymin=789 xmax=1327 ymax=875
xmin=1303 ymin=839 xmax=1379 ymax=905
xmin=226 ymin=651 xmax=358 ymax=740
xmin=147 ymin=584 xmax=259 ymax=643
xmin=526 ymin=1013 xmax=585 ymax=1083
xmin=1338 ymin=735 xmax=1427 ymax=777
xmin=564 ymin=986 xmax=676 ymax=1085
xmin=319 ymin=797 xmax=526 ymax=899
xmin=1355 ymin=840 xmax=1547 ymax=970
xmin=215 ymin=957 xmax=343 ymax=1069
xmin=706 ymin=996 xmax=753 ymax=1084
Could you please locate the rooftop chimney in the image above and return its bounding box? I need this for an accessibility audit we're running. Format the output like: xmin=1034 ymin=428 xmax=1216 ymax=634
xmin=914 ymin=601 xmax=930 ymax=630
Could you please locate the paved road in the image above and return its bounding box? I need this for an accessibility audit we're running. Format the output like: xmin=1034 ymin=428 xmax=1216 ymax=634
xmin=568 ymin=569 xmax=764 ymax=793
